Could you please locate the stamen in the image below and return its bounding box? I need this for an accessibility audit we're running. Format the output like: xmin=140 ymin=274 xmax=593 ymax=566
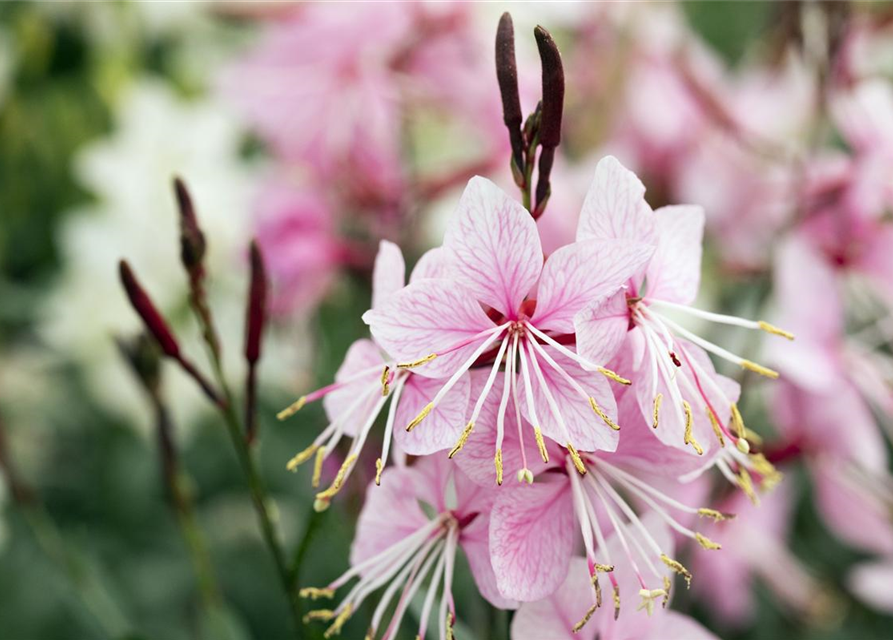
xmin=613 ymin=586 xmax=621 ymax=620
xmin=758 ymin=321 xmax=795 ymax=340
xmin=590 ymin=397 xmax=620 ymax=431
xmin=534 ymin=427 xmax=549 ymax=463
xmin=448 ymin=422 xmax=475 ymax=459
xmin=662 ymin=576 xmax=671 ymax=608
xmin=652 ymin=393 xmax=662 ymax=429
xmin=494 ymin=448 xmax=504 ymax=486
xmin=375 ymin=458 xmax=383 ymax=486
xmin=522 ymin=322 xmax=629 ymax=384
xmin=598 ymin=366 xmax=631 ymax=385
xmin=304 ymin=610 xmax=335 ymax=623
xmin=566 ymin=443 xmax=587 ymax=475
xmin=300 ymin=587 xmax=335 ymax=600
xmin=324 ymin=603 xmax=353 ymax=638
xmin=660 ymin=554 xmax=692 ymax=588
xmin=572 ymin=604 xmax=598 ymax=633
xmin=637 ymin=588 xmax=667 ymax=615
xmin=682 ymin=401 xmax=704 ymax=455
xmin=406 ymin=402 xmax=433 ymax=432
xmin=287 ymin=443 xmax=320 ymax=472
xmin=315 ymin=454 xmax=358 ymax=511
xmin=736 ymin=466 xmax=759 ymax=505
xmin=695 ymin=533 xmax=721 ymax=550
xmin=397 ymin=353 xmax=437 ymax=369
xmin=312 ymin=447 xmax=326 ymax=488
xmin=730 ymin=403 xmax=745 ymax=438
xmin=697 ymin=508 xmax=735 ymax=522
xmin=380 ymin=366 xmax=391 ymax=396
xmin=277 ymin=395 xmax=306 ymax=420
xmin=741 ymin=359 xmax=780 ymax=379
xmin=706 ymin=406 xmax=725 ymax=447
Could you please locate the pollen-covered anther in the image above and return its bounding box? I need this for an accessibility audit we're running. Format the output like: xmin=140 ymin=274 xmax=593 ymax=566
xmin=652 ymin=393 xmax=663 ymax=429
xmin=572 ymin=603 xmax=598 ymax=633
xmin=697 ymin=508 xmax=736 ymax=522
xmin=730 ymin=403 xmax=745 ymax=438
xmin=449 ymin=421 xmax=474 ymax=459
xmin=374 ymin=458 xmax=383 ymax=486
xmin=660 ymin=554 xmax=692 ymax=588
xmin=590 ymin=397 xmax=620 ymax=431
xmin=740 ymin=359 xmax=780 ymax=379
xmin=311 ymin=447 xmax=326 ymax=489
xmin=598 ymin=366 xmax=631 ymax=385
xmin=594 ymin=563 xmax=614 ymax=573
xmin=299 ymin=587 xmax=335 ymax=600
xmin=315 ymin=454 xmax=358 ymax=504
xmin=695 ymin=533 xmax=722 ymax=550
xmin=736 ymin=467 xmax=759 ymax=505
xmin=406 ymin=402 xmax=433 ymax=432
xmin=323 ymin=604 xmax=353 ymax=638
xmin=637 ymin=588 xmax=667 ymax=616
xmin=534 ymin=426 xmax=549 ymax=463
xmin=566 ymin=443 xmax=587 ymax=475
xmin=662 ymin=576 xmax=671 ymax=608
xmin=380 ymin=366 xmax=391 ymax=396
xmin=682 ymin=401 xmax=704 ymax=455
xmin=516 ymin=468 xmax=534 ymax=484
xmin=613 ymin=586 xmax=621 ymax=620
xmin=286 ymin=443 xmax=319 ymax=472
xmin=758 ymin=321 xmax=795 ymax=341
xmin=591 ymin=573 xmax=603 ymax=607
xmin=396 ymin=353 xmax=437 ymax=369
xmin=706 ymin=407 xmax=725 ymax=447
xmin=495 ymin=448 xmax=504 ymax=486
xmin=304 ymin=609 xmax=335 ymax=623
xmin=277 ymin=395 xmax=306 ymax=421
xmin=446 ymin=612 xmax=455 ymax=640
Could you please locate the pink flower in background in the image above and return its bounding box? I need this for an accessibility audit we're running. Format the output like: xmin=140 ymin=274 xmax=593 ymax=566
xmin=301 ymin=456 xmax=511 ymax=639
xmin=849 ymin=559 xmax=893 ymax=614
xmin=510 ymin=515 xmax=719 ymax=640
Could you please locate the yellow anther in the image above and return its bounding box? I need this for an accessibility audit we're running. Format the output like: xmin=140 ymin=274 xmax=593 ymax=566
xmin=495 ymin=448 xmax=503 ymax=486
xmin=445 ymin=612 xmax=455 ymax=640
xmin=397 ymin=353 xmax=437 ymax=369
xmin=299 ymin=587 xmax=335 ymax=600
xmin=304 ymin=609 xmax=335 ymax=623
xmin=312 ymin=447 xmax=326 ymax=489
xmin=287 ymin=444 xmax=320 ymax=472
xmin=682 ymin=401 xmax=704 ymax=455
xmin=744 ymin=427 xmax=763 ymax=445
xmin=730 ymin=403 xmax=745 ymax=439
xmin=662 ymin=576 xmax=671 ymax=608
xmin=534 ymin=426 xmax=549 ymax=463
xmin=697 ymin=508 xmax=736 ymax=522
xmin=572 ymin=604 xmax=598 ymax=633
xmin=660 ymin=554 xmax=692 ymax=588
xmin=277 ymin=395 xmax=306 ymax=421
xmin=594 ymin=563 xmax=614 ymax=573
xmin=449 ymin=421 xmax=474 ymax=459
xmin=758 ymin=321 xmax=795 ymax=341
xmin=598 ymin=366 xmax=631 ymax=385
xmin=323 ymin=604 xmax=353 ymax=638
xmin=316 ymin=454 xmax=358 ymax=501
xmin=590 ymin=397 xmax=620 ymax=431
xmin=592 ymin=573 xmax=603 ymax=607
xmin=736 ymin=467 xmax=759 ymax=505
xmin=736 ymin=438 xmax=751 ymax=454
xmin=706 ymin=407 xmax=725 ymax=447
xmin=375 ymin=458 xmax=383 ymax=486
xmin=652 ymin=393 xmax=663 ymax=429
xmin=740 ymin=359 xmax=779 ymax=379
xmin=516 ymin=468 xmax=534 ymax=484
xmin=566 ymin=443 xmax=587 ymax=475
xmin=380 ymin=366 xmax=391 ymax=396
xmin=406 ymin=402 xmax=433 ymax=432
xmin=613 ymin=586 xmax=621 ymax=620
xmin=695 ymin=533 xmax=722 ymax=550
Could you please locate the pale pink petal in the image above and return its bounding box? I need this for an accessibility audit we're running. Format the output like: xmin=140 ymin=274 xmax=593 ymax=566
xmin=576 ymin=155 xmax=656 ymax=246
xmin=644 ymin=612 xmax=719 ymax=640
xmin=363 ymin=278 xmax=495 ymax=378
xmin=371 ymin=240 xmax=406 ymax=310
xmin=409 ymin=246 xmax=452 ymax=283
xmin=575 ymin=288 xmax=631 ymax=366
xmin=323 ymin=338 xmax=384 ymax=437
xmin=489 ymin=478 xmax=575 ymax=601
xmin=393 ymin=373 xmax=471 ymax=455
xmin=848 ymin=560 xmax=893 ymax=613
xmin=645 ymin=205 xmax=705 ymax=305
xmin=443 ymin=176 xmax=543 ymax=317
xmin=462 ymin=514 xmax=519 ymax=610
xmin=531 ymin=239 xmax=654 ymax=333
xmin=509 ymin=557 xmax=595 ymax=640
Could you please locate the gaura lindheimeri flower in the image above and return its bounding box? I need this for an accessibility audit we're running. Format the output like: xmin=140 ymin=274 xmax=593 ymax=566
xmin=457 ymin=387 xmax=731 ymax=627
xmin=574 ymin=156 xmax=788 ymax=492
xmin=510 ymin=518 xmax=719 ymax=640
xmin=364 ymin=176 xmax=654 ymax=483
xmin=277 ymin=241 xmax=470 ymax=511
xmin=300 ymin=456 xmax=513 ymax=639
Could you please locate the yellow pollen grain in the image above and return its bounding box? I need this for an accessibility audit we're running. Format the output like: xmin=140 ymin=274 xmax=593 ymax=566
xmin=594 ymin=563 xmax=614 ymax=573
xmin=660 ymin=554 xmax=692 ymax=588
xmin=652 ymin=393 xmax=663 ymax=429
xmin=323 ymin=604 xmax=353 ymax=638
xmin=695 ymin=533 xmax=721 ymax=550
xmin=277 ymin=395 xmax=306 ymax=421
xmin=494 ymin=448 xmax=503 ymax=486
xmin=613 ymin=586 xmax=621 ymax=620
xmin=534 ymin=426 xmax=549 ymax=463
xmin=567 ymin=443 xmax=587 ymax=475
xmin=706 ymin=407 xmax=725 ymax=447
xmin=572 ymin=604 xmax=598 ymax=633
xmin=304 ymin=609 xmax=335 ymax=623
xmin=740 ymin=359 xmax=779 ymax=379
xmin=375 ymin=458 xmax=383 ymax=486
xmin=299 ymin=587 xmax=335 ymax=600
xmin=406 ymin=402 xmax=433 ymax=432
xmin=697 ymin=508 xmax=736 ymax=522
xmin=682 ymin=401 xmax=704 ymax=455
xmin=590 ymin=397 xmax=620 ymax=431
xmin=380 ymin=366 xmax=391 ymax=396
xmin=758 ymin=321 xmax=795 ymax=341
xmin=598 ymin=366 xmax=631 ymax=385
xmin=397 ymin=353 xmax=437 ymax=369
xmin=449 ymin=421 xmax=474 ymax=459
xmin=311 ymin=447 xmax=326 ymax=489
xmin=287 ymin=444 xmax=319 ymax=472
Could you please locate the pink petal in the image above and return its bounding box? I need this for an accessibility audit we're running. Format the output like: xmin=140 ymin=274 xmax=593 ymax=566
xmin=393 ymin=373 xmax=471 ymax=455
xmin=371 ymin=240 xmax=406 ymax=310
xmin=462 ymin=514 xmax=519 ymax=610
xmin=576 ymin=155 xmax=657 ymax=246
xmin=489 ymin=478 xmax=575 ymax=601
xmin=848 ymin=560 xmax=893 ymax=613
xmin=509 ymin=557 xmax=596 ymax=640
xmin=575 ymin=288 xmax=631 ymax=366
xmin=645 ymin=205 xmax=705 ymax=306
xmin=532 ymin=239 xmax=654 ymax=333
xmin=323 ymin=338 xmax=384 ymax=437
xmin=444 ymin=176 xmax=543 ymax=317
xmin=644 ymin=612 xmax=720 ymax=640
xmin=409 ymin=246 xmax=451 ymax=283
xmin=363 ymin=278 xmax=495 ymax=378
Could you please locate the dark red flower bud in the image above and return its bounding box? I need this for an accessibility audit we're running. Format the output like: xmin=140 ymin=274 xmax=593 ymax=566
xmin=174 ymin=177 xmax=206 ymax=275
xmin=496 ymin=12 xmax=525 ymax=182
xmin=534 ymin=25 xmax=564 ymax=150
xmin=119 ymin=260 xmax=181 ymax=359
xmin=244 ymin=240 xmax=268 ymax=365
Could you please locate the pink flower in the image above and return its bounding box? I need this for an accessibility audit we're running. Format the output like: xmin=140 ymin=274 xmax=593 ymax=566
xmin=278 ymin=241 xmax=470 ymax=510
xmin=300 ymin=455 xmax=511 ymax=639
xmin=364 ymin=176 xmax=654 ymax=482
xmin=510 ymin=514 xmax=719 ymax=640
xmin=848 ymin=559 xmax=893 ymax=614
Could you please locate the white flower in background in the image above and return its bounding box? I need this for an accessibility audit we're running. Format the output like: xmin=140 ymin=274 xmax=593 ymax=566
xmin=41 ymin=79 xmax=304 ymax=436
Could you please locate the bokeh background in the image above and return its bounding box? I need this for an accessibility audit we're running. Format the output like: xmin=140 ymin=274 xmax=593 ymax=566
xmin=1 ymin=2 xmax=892 ymax=639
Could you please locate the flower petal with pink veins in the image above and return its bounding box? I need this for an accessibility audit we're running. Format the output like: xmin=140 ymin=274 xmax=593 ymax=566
xmin=323 ymin=338 xmax=384 ymax=437
xmin=531 ymin=238 xmax=654 ymax=333
xmin=363 ymin=278 xmax=495 ymax=378
xmin=443 ymin=176 xmax=543 ymax=317
xmin=489 ymin=478 xmax=575 ymax=601
xmin=575 ymin=288 xmax=631 ymax=367
xmin=509 ymin=557 xmax=596 ymax=640
xmin=576 ymin=155 xmax=657 ymax=246
xmin=462 ymin=514 xmax=519 ymax=610
xmin=393 ymin=373 xmax=471 ymax=455
xmin=645 ymin=205 xmax=705 ymax=306
xmin=848 ymin=559 xmax=893 ymax=613
xmin=371 ymin=240 xmax=405 ymax=311
xmin=409 ymin=246 xmax=451 ymax=283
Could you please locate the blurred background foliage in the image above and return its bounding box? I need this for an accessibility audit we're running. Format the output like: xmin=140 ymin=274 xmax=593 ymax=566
xmin=0 ymin=2 xmax=891 ymax=640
